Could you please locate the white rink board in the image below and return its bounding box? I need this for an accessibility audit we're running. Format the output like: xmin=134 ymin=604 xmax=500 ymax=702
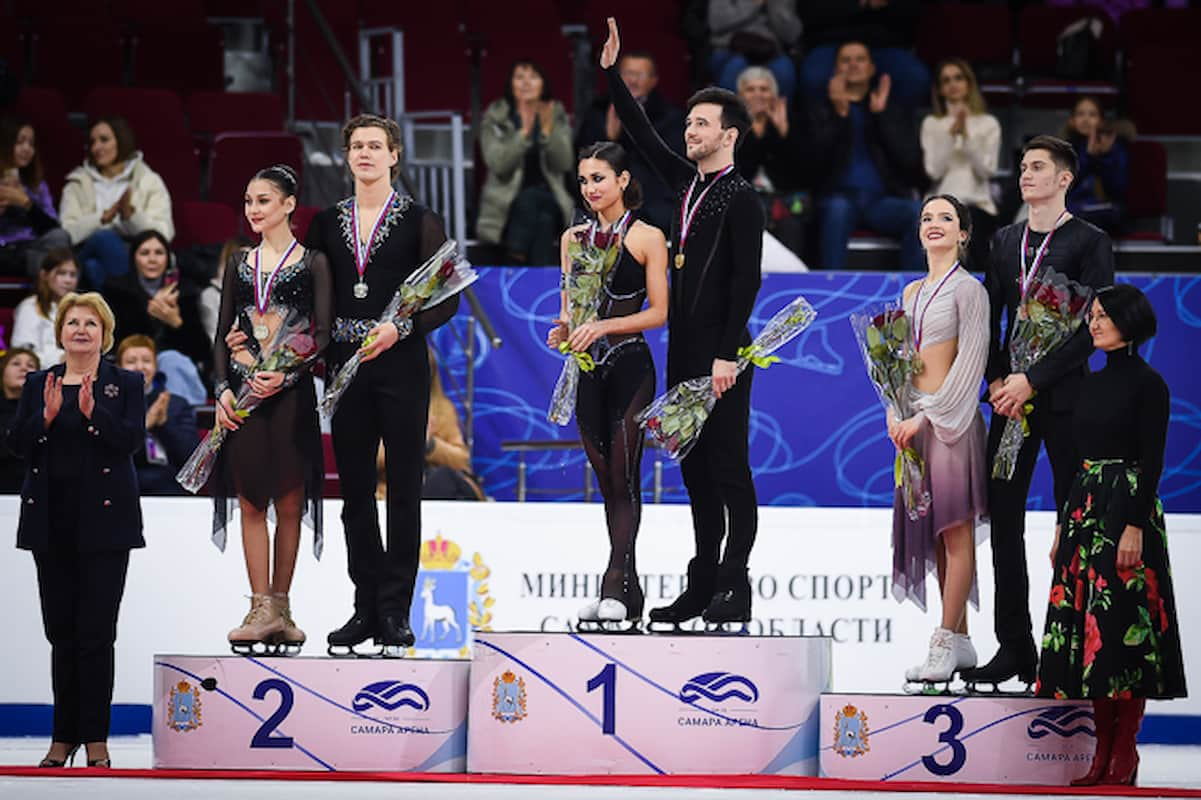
xmin=468 ymin=632 xmax=831 ymax=775
xmin=820 ymin=693 xmax=1095 ymax=784
xmin=1 ymin=498 xmax=1199 ymax=722
xmin=152 ymin=655 xmax=468 ymax=771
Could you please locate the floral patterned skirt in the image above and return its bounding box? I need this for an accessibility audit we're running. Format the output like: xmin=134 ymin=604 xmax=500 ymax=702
xmin=1036 ymin=459 xmax=1187 ymax=700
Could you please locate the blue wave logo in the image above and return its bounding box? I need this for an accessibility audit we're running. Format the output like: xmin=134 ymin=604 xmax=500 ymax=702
xmin=1027 ymin=706 xmax=1095 ymax=739
xmin=678 ymin=671 xmax=760 ymax=704
xmin=352 ymin=681 xmax=431 ymax=712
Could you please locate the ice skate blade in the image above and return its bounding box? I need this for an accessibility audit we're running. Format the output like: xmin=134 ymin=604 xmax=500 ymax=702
xmin=702 ymin=620 xmax=750 ymax=635
xmin=903 ymin=679 xmax=958 ymax=696
xmin=646 ymin=620 xmax=702 ymax=634
xmin=378 ymin=644 xmax=410 ymax=658
xmin=963 ymin=680 xmax=1035 ymax=697
xmin=229 ymin=640 xmax=285 ymax=657
xmin=575 ymin=619 xmax=643 ymax=634
xmin=326 ymin=643 xmax=383 ymax=658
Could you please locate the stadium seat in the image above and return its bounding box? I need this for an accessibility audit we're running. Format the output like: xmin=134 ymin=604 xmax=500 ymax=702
xmin=1120 ymin=140 xmax=1169 ymax=244
xmin=113 ymin=0 xmax=208 ymax=24
xmin=187 ymin=91 xmax=287 ymax=136
xmin=290 ymin=204 xmax=320 ymax=243
xmin=28 ymin=24 xmax=126 ymax=109
xmin=1017 ymin=5 xmax=1118 ymax=108
xmin=174 ymin=200 xmax=240 ymax=250
xmin=1125 ymin=45 xmax=1201 ymax=135
xmin=131 ymin=23 xmax=226 ymax=94
xmin=916 ymin=2 xmax=1014 ymax=75
xmin=208 ymin=132 xmax=304 ymax=216
xmin=1118 ymin=8 xmax=1201 ymax=53
xmin=11 ymin=87 xmax=83 ymax=199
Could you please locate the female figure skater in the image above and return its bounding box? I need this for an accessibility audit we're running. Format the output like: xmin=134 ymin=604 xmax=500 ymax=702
xmin=212 ymin=165 xmax=331 ymax=654
xmin=889 ymin=194 xmax=989 ymax=690
xmin=547 ymin=141 xmax=668 ymax=630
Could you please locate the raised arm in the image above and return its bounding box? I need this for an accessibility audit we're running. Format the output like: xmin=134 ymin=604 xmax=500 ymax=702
xmin=601 ymin=18 xmax=693 ymax=188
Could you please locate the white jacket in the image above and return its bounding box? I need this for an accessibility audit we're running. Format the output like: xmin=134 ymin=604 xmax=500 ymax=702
xmin=59 ymin=152 xmax=175 ymax=244
xmin=920 ymin=113 xmax=1000 ymax=216
xmin=11 ymin=295 xmax=64 ymax=368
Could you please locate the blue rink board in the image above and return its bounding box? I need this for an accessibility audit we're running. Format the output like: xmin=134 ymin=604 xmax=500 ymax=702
xmin=429 ymin=271 xmax=1201 ymax=511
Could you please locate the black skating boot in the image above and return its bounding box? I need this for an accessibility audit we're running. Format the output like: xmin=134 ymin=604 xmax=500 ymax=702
xmin=378 ymin=614 xmax=416 ymax=656
xmin=648 ymin=558 xmax=716 ymax=632
xmin=702 ymin=570 xmax=751 ymax=632
xmin=961 ymin=642 xmax=1037 ymax=694
xmin=326 ymin=613 xmax=377 ymax=657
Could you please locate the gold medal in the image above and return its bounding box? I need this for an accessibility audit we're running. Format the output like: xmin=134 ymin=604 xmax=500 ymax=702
xmin=674 ymin=252 xmax=685 ymax=269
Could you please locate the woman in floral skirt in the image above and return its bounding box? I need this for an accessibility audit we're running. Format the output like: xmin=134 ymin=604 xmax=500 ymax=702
xmin=1036 ymin=284 xmax=1186 ymax=786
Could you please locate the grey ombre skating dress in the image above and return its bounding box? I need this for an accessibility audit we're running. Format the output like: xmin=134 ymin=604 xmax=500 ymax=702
xmin=891 ymin=267 xmax=990 ymax=610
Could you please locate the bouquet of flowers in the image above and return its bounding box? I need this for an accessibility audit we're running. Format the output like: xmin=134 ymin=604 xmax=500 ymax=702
xmin=637 ymin=295 xmax=817 ymax=461
xmin=849 ymin=303 xmax=929 ymax=520
xmin=992 ymin=266 xmax=1091 ymax=480
xmin=547 ymin=220 xmax=626 ymax=425
xmin=319 ymin=240 xmax=478 ymax=418
xmin=176 ymin=310 xmax=319 ymax=494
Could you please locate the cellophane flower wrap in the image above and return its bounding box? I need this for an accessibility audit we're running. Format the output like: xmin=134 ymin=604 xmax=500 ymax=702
xmin=991 ymin=266 xmax=1091 ymax=480
xmin=637 ymin=295 xmax=817 ymax=461
xmin=547 ymin=224 xmax=623 ymax=425
xmin=850 ymin=303 xmax=930 ymax=521
xmin=176 ymin=310 xmax=320 ymax=495
xmin=319 ymin=240 xmax=477 ymax=418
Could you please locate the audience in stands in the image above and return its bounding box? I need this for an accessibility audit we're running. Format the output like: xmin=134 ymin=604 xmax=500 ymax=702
xmin=810 ymin=42 xmax=924 ymax=270
xmin=60 ymin=117 xmax=174 ymax=288
xmin=1062 ymin=95 xmax=1132 ymax=234
xmin=200 ymin=238 xmax=251 ymax=345
xmin=707 ymin=0 xmax=803 ymax=100
xmin=478 ymin=60 xmax=574 ymax=266
xmin=115 ymin=335 xmax=197 ymax=496
xmin=576 ymin=51 xmax=685 ymax=234
xmin=11 ymin=249 xmax=78 ymax=367
xmin=0 ymin=346 xmax=39 ymax=493
xmin=102 ymin=230 xmax=210 ymax=395
xmin=0 ymin=117 xmax=70 ymax=278
xmin=920 ymin=59 xmax=1000 ymax=270
xmin=736 ymin=66 xmax=810 ymax=257
xmin=799 ymin=0 xmax=929 ymax=109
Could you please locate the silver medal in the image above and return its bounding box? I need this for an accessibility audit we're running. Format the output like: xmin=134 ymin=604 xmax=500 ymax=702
xmin=353 ymin=281 xmax=368 ymax=300
xmin=253 ymin=323 xmax=269 ymax=341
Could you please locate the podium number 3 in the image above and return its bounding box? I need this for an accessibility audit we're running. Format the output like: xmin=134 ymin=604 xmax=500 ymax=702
xmin=921 ymin=704 xmax=966 ymax=776
xmin=587 ymin=663 xmax=617 ymax=735
xmin=250 ymin=679 xmax=295 ymax=749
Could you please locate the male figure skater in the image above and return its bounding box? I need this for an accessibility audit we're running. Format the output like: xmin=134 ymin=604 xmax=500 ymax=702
xmin=601 ymin=18 xmax=764 ymax=629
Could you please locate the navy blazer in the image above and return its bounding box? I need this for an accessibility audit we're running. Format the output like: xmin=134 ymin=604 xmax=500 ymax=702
xmin=11 ymin=361 xmax=146 ymax=553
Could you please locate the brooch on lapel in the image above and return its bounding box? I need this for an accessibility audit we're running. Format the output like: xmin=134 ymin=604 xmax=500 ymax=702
xmin=104 ymin=384 xmax=120 ymax=399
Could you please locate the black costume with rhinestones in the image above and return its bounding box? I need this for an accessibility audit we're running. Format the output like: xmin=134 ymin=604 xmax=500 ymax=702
xmin=605 ymin=66 xmax=765 ymax=612
xmin=305 ymin=195 xmax=459 ymax=627
xmin=575 ymin=243 xmax=655 ymax=614
xmin=211 ymin=248 xmax=332 ymax=555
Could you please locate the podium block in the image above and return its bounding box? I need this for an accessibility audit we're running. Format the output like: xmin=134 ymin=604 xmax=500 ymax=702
xmin=153 ymin=655 xmax=469 ymax=771
xmin=467 ymin=632 xmax=831 ymax=775
xmin=820 ymin=693 xmax=1096 ymax=785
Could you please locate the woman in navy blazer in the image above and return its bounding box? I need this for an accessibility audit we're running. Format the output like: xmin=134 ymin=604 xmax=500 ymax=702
xmin=9 ymin=291 xmax=145 ymax=768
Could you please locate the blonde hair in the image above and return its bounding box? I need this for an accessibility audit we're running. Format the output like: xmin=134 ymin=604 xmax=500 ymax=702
xmin=931 ymin=59 xmax=987 ymax=117
xmin=55 ymin=292 xmax=116 ymax=354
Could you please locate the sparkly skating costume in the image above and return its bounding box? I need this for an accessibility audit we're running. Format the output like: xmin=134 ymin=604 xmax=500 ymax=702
xmin=211 ymin=248 xmax=332 ymax=556
xmin=575 ymin=242 xmax=655 ymax=614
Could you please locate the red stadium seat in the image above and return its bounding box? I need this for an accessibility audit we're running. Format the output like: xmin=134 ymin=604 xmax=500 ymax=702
xmin=1118 ymin=8 xmax=1201 ymax=52
xmin=28 ymin=24 xmax=126 ymax=109
xmin=113 ymin=0 xmax=207 ymax=24
xmin=175 ymin=200 xmax=240 ymax=250
xmin=11 ymin=87 xmax=84 ymax=199
xmin=1125 ymin=45 xmax=1201 ymax=135
xmin=131 ymin=23 xmax=226 ymax=94
xmin=187 ymin=91 xmax=287 ymax=136
xmin=915 ymin=3 xmax=1013 ymax=77
xmin=208 ymin=132 xmax=304 ymax=217
xmin=290 ymin=204 xmax=320 ymax=243
xmin=1017 ymin=5 xmax=1117 ymax=108
xmin=1120 ymin=140 xmax=1169 ymax=243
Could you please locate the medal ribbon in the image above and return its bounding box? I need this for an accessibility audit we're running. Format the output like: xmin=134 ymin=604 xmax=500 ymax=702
xmin=1019 ymin=210 xmax=1068 ymax=299
xmin=914 ymin=261 xmax=960 ymax=352
xmin=254 ymin=239 xmax=299 ymax=314
xmin=351 ymin=189 xmax=396 ymax=283
xmin=677 ymin=164 xmax=735 ymax=257
xmin=590 ymin=210 xmax=633 ymax=248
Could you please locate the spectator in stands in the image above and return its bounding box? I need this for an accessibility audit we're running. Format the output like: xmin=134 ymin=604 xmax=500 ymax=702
xmin=921 ymin=59 xmax=1001 ymax=271
xmin=478 ymin=60 xmax=574 ymax=265
xmin=1062 ymin=95 xmax=1131 ymax=234
xmin=576 ymin=51 xmax=684 ymax=233
xmin=0 ymin=347 xmax=39 ymax=492
xmin=12 ymin=249 xmax=79 ymax=367
xmin=708 ymin=0 xmax=803 ymax=100
xmin=799 ymin=0 xmax=929 ymax=109
xmin=376 ymin=347 xmax=483 ymax=502
xmin=59 ymin=117 xmax=174 ymax=288
xmin=102 ymin=230 xmax=210 ymax=388
xmin=199 ymin=238 xmax=251 ymax=345
xmin=0 ymin=117 xmax=70 ymax=278
xmin=736 ymin=66 xmax=810 ymax=257
xmin=810 ymin=42 xmax=924 ymax=270
xmin=115 ymin=335 xmax=197 ymax=496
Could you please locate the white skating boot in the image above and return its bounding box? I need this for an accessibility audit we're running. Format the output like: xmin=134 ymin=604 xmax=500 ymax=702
xmin=576 ymin=598 xmax=641 ymax=633
xmin=953 ymin=632 xmax=977 ymax=672
xmin=272 ymin=594 xmax=306 ymax=656
xmin=904 ymin=627 xmax=957 ymax=693
xmin=229 ymin=593 xmax=284 ymax=656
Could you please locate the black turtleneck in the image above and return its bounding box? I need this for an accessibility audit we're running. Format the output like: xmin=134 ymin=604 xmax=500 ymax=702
xmin=1072 ymin=347 xmax=1169 ymax=530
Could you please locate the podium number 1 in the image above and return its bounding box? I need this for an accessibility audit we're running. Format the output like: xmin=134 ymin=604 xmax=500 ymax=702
xmin=587 ymin=663 xmax=617 ymax=735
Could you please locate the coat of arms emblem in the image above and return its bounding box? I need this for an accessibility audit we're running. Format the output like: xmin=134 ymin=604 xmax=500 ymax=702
xmin=833 ymin=703 xmax=870 ymax=757
xmin=168 ymin=680 xmax=202 ymax=732
xmin=492 ymin=670 xmax=527 ymax=723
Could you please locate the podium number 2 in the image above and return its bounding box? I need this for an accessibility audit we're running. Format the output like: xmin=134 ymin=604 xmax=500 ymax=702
xmin=250 ymin=679 xmax=295 ymax=749
xmin=587 ymin=663 xmax=617 ymax=735
xmin=921 ymin=704 xmax=966 ymax=776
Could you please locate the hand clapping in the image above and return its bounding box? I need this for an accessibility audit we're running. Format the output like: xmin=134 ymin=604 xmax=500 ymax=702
xmin=43 ymin=373 xmax=63 ymax=426
xmin=79 ymin=374 xmax=95 ymax=419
